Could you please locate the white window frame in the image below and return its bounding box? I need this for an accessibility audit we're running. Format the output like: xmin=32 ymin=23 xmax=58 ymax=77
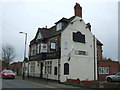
xmin=51 ymin=42 xmax=56 ymax=49
xmin=37 ymin=44 xmax=40 ymax=54
xmin=99 ymin=67 xmax=109 ymax=74
xmin=30 ymin=62 xmax=35 ymax=73
xmin=56 ymin=22 xmax=62 ymax=31
xmin=44 ymin=61 xmax=52 ymax=74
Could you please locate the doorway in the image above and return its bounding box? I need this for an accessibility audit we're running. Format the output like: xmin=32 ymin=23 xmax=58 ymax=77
xmin=40 ymin=63 xmax=43 ymax=78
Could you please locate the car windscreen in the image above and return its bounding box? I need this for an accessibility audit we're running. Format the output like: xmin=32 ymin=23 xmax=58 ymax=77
xmin=115 ymin=72 xmax=120 ymax=76
xmin=3 ymin=70 xmax=13 ymax=73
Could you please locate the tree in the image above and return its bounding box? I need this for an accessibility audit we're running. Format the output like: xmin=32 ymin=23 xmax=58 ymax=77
xmin=2 ymin=44 xmax=16 ymax=69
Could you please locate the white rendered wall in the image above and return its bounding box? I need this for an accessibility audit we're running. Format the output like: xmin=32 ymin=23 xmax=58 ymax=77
xmin=28 ymin=59 xmax=59 ymax=80
xmin=60 ymin=16 xmax=97 ymax=82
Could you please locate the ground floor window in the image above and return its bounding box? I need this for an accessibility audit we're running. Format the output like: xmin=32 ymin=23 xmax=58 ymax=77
xmin=30 ymin=62 xmax=35 ymax=73
xmin=99 ymin=67 xmax=109 ymax=74
xmin=64 ymin=63 xmax=69 ymax=75
xmin=45 ymin=61 xmax=52 ymax=74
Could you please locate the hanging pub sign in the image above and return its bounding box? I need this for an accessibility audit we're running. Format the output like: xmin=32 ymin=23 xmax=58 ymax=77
xmin=40 ymin=43 xmax=47 ymax=53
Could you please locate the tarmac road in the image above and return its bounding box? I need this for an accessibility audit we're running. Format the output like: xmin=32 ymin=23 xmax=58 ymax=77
xmin=2 ymin=76 xmax=92 ymax=90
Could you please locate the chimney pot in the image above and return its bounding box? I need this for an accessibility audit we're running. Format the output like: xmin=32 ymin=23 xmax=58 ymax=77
xmin=74 ymin=3 xmax=82 ymax=17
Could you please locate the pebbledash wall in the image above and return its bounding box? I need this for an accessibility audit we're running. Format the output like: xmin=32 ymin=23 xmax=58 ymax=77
xmin=60 ymin=16 xmax=97 ymax=82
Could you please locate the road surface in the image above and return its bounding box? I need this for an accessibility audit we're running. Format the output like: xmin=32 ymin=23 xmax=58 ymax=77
xmin=1 ymin=77 xmax=92 ymax=90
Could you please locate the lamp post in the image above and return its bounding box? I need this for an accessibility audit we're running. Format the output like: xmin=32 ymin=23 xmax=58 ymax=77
xmin=19 ymin=32 xmax=27 ymax=79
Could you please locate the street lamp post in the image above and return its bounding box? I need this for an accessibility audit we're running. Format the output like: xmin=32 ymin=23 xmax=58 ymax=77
xmin=19 ymin=32 xmax=27 ymax=79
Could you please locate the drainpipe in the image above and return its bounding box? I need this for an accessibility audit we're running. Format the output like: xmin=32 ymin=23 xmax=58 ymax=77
xmin=58 ymin=58 xmax=60 ymax=83
xmin=27 ymin=62 xmax=29 ymax=78
xmin=93 ymin=35 xmax=96 ymax=80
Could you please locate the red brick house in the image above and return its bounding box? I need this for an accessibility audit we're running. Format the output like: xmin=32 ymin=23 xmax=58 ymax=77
xmin=96 ymin=38 xmax=120 ymax=80
xmin=98 ymin=60 xmax=120 ymax=80
xmin=9 ymin=61 xmax=23 ymax=76
xmin=1 ymin=61 xmax=8 ymax=70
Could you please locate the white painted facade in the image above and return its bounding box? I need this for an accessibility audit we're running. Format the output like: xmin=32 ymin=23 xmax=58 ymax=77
xmin=25 ymin=59 xmax=59 ymax=80
xmin=25 ymin=16 xmax=98 ymax=82
xmin=60 ymin=16 xmax=97 ymax=82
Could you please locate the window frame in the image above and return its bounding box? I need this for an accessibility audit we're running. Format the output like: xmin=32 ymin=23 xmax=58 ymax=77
xmin=56 ymin=22 xmax=62 ymax=31
xmin=99 ymin=67 xmax=109 ymax=74
xmin=64 ymin=63 xmax=69 ymax=75
xmin=73 ymin=31 xmax=85 ymax=43
xmin=54 ymin=66 xmax=57 ymax=75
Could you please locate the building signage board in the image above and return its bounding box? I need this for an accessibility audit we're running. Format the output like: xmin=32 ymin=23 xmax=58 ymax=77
xmin=40 ymin=44 xmax=47 ymax=53
xmin=75 ymin=50 xmax=86 ymax=55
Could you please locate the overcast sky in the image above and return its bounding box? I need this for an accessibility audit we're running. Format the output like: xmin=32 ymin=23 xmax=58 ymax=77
xmin=0 ymin=0 xmax=119 ymax=62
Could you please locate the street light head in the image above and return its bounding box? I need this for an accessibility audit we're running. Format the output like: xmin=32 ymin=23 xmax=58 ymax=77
xmin=19 ymin=32 xmax=24 ymax=33
xmin=19 ymin=32 xmax=27 ymax=35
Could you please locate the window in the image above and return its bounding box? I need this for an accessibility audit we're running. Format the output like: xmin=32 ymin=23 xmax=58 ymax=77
xmin=44 ymin=61 xmax=52 ymax=74
xmin=73 ymin=32 xmax=85 ymax=43
xmin=115 ymin=72 xmax=120 ymax=76
xmin=54 ymin=67 xmax=57 ymax=75
xmin=31 ymin=45 xmax=36 ymax=56
xmin=64 ymin=63 xmax=69 ymax=75
xmin=30 ymin=62 xmax=35 ymax=73
xmin=99 ymin=67 xmax=109 ymax=74
xmin=56 ymin=22 xmax=62 ymax=31
xmin=37 ymin=44 xmax=40 ymax=54
xmin=51 ymin=42 xmax=56 ymax=49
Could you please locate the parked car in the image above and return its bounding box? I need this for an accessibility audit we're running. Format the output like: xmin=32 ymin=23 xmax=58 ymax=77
xmin=0 ymin=70 xmax=15 ymax=79
xmin=106 ymin=72 xmax=120 ymax=82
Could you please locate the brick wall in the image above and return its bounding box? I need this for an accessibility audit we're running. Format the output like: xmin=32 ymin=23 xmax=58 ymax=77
xmin=97 ymin=45 xmax=102 ymax=61
xmin=98 ymin=61 xmax=120 ymax=80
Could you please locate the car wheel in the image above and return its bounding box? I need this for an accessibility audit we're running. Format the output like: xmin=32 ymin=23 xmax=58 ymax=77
xmin=107 ymin=78 xmax=112 ymax=82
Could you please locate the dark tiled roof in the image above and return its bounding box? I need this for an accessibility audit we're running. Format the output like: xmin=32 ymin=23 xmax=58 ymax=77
xmin=55 ymin=17 xmax=69 ymax=24
xmin=97 ymin=39 xmax=103 ymax=45
xmin=30 ymin=16 xmax=75 ymax=44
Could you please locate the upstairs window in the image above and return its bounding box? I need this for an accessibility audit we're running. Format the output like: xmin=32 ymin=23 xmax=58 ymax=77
xmin=50 ymin=42 xmax=56 ymax=49
xmin=31 ymin=45 xmax=36 ymax=56
xmin=56 ymin=22 xmax=62 ymax=31
xmin=73 ymin=31 xmax=85 ymax=43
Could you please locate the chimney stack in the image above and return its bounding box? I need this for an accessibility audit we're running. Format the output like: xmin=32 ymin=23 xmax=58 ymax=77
xmin=74 ymin=3 xmax=82 ymax=18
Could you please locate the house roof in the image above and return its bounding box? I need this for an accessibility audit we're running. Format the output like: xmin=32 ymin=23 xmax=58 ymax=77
xmin=30 ymin=16 xmax=75 ymax=44
xmin=30 ymin=16 xmax=103 ymax=46
xmin=97 ymin=39 xmax=103 ymax=46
